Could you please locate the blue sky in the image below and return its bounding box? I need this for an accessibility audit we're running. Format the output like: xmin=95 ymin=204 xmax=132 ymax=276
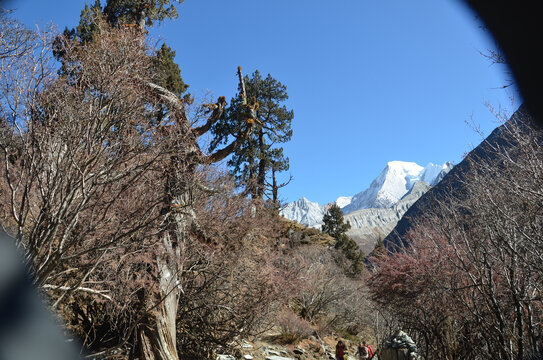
xmin=9 ymin=0 xmax=517 ymax=204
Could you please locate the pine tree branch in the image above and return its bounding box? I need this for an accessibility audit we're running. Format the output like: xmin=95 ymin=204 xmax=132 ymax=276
xmin=203 ymin=66 xmax=255 ymax=163
xmin=192 ymin=96 xmax=226 ymax=137
xmin=204 ymin=128 xmax=252 ymax=164
xmin=264 ymin=173 xmax=293 ymax=189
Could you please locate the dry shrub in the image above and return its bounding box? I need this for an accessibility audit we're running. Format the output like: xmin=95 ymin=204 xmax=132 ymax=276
xmin=279 ymin=244 xmax=373 ymax=337
xmin=277 ymin=309 xmax=314 ymax=344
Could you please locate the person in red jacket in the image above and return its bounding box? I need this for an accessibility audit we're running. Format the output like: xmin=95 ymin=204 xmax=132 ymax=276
xmin=364 ymin=341 xmax=375 ymax=359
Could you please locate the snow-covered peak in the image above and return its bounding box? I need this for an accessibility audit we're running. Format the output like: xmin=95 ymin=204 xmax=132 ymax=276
xmin=297 ymin=197 xmax=314 ymax=206
xmin=334 ymin=196 xmax=352 ymax=208
xmin=383 ymin=161 xmax=425 ymax=193
xmin=420 ymin=162 xmax=453 ymax=186
xmin=281 ymin=160 xmax=453 ymax=228
xmin=281 ymin=197 xmax=327 ymax=228
xmin=387 ymin=160 xmax=424 ymax=172
xmin=341 ymin=160 xmax=452 ymax=214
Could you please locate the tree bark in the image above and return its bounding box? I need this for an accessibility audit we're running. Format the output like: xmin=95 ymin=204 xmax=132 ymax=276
xmin=256 ymin=128 xmax=266 ymax=199
xmin=136 ymin=69 xmax=251 ymax=360
xmin=272 ymin=167 xmax=278 ymax=207
xmin=139 ymin=190 xmax=189 ymax=360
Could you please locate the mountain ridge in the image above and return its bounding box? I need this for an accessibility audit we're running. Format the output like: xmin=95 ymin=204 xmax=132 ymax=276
xmin=281 ymin=161 xmax=453 ymax=229
xmin=345 ymin=180 xmax=431 ymax=255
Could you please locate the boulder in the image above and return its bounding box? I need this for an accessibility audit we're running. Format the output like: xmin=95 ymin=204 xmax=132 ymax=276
xmin=216 ymin=355 xmax=236 ymax=360
xmin=265 ymin=356 xmax=294 ymax=360
xmin=380 ymin=330 xmax=420 ymax=360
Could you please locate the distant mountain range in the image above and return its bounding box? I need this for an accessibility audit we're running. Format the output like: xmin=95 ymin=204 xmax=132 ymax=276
xmin=281 ymin=161 xmax=453 ymax=254
xmin=282 ymin=161 xmax=452 ymax=227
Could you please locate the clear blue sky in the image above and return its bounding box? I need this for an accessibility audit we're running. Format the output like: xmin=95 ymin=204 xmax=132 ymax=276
xmin=9 ymin=0 xmax=517 ymax=205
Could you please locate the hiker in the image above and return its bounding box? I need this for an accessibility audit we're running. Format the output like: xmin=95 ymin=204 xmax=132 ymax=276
xmin=356 ymin=342 xmax=369 ymax=359
xmin=365 ymin=341 xmax=374 ymax=359
xmin=335 ymin=339 xmax=347 ymax=360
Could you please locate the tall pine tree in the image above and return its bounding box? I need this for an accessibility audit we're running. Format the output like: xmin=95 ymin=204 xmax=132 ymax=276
xmin=210 ymin=70 xmax=293 ymax=201
xmin=103 ymin=0 xmax=181 ymax=29
xmin=58 ymin=0 xmax=183 ymax=46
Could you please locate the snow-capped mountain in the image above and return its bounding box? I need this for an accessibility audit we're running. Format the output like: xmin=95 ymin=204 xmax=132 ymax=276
xmin=281 ymin=161 xmax=453 ymax=229
xmin=281 ymin=197 xmax=328 ymax=229
xmin=334 ymin=196 xmax=353 ymax=209
xmin=341 ymin=161 xmax=453 ymax=214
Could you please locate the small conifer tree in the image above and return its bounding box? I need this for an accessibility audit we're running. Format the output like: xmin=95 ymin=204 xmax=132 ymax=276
xmin=322 ymin=204 xmax=364 ymax=275
xmin=372 ymin=234 xmax=386 ymax=258
xmin=322 ymin=204 xmax=351 ymax=239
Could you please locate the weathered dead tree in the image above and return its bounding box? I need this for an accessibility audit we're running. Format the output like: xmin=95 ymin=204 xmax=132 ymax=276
xmin=134 ymin=66 xmax=256 ymax=360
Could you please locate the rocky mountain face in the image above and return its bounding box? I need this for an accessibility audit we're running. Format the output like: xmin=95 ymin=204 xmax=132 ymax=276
xmin=345 ymin=181 xmax=430 ymax=255
xmin=384 ymin=104 xmax=529 ymax=251
xmin=281 ymin=161 xmax=453 ymax=253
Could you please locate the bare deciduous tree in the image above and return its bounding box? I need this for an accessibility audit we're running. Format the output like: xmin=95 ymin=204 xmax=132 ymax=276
xmin=282 ymin=244 xmax=372 ymax=337
xmin=0 ymin=14 xmax=267 ymax=359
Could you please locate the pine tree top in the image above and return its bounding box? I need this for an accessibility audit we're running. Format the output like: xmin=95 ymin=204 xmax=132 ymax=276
xmin=322 ymin=204 xmax=351 ymax=240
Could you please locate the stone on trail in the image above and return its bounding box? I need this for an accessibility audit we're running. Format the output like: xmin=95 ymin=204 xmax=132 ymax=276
xmin=216 ymin=355 xmax=236 ymax=360
xmin=265 ymin=356 xmax=294 ymax=360
xmin=241 ymin=341 xmax=254 ymax=349
xmin=263 ymin=346 xmax=281 ymax=356
xmin=381 ymin=330 xmax=421 ymax=360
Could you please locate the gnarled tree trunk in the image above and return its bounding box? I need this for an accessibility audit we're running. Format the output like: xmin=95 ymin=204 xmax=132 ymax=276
xmin=135 ymin=67 xmax=253 ymax=360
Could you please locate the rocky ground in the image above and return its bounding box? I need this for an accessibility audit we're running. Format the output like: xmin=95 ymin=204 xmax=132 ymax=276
xmin=217 ymin=334 xmax=368 ymax=360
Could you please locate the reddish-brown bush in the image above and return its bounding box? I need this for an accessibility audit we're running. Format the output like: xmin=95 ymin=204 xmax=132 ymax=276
xmin=277 ymin=309 xmax=315 ymax=344
xmin=369 ymin=108 xmax=543 ymax=360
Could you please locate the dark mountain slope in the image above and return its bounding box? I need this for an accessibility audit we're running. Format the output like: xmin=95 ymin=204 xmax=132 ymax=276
xmin=384 ymin=104 xmax=535 ymax=250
